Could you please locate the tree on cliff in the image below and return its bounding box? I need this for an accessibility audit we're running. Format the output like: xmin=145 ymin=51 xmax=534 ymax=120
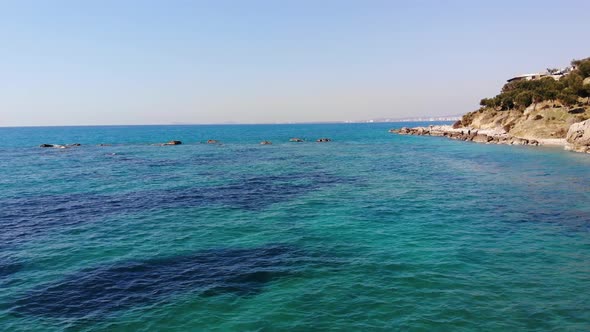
xmin=479 ymin=57 xmax=590 ymax=111
xmin=572 ymin=57 xmax=590 ymax=78
xmin=515 ymin=91 xmax=533 ymax=108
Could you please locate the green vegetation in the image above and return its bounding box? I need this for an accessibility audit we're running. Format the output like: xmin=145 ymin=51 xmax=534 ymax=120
xmin=479 ymin=57 xmax=590 ymax=110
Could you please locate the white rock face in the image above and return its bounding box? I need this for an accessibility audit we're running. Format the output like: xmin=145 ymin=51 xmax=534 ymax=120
xmin=565 ymin=119 xmax=590 ymax=153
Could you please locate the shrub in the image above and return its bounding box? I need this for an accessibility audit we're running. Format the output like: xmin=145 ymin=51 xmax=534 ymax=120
xmin=480 ymin=57 xmax=590 ymax=111
xmin=515 ymin=91 xmax=533 ymax=107
xmin=572 ymin=57 xmax=590 ymax=78
xmin=558 ymin=92 xmax=578 ymax=106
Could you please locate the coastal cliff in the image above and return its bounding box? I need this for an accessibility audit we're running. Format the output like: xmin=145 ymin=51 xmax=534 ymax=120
xmin=392 ymin=57 xmax=590 ymax=153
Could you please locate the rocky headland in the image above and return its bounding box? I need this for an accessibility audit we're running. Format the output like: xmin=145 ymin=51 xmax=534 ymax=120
xmin=391 ymin=57 xmax=590 ymax=153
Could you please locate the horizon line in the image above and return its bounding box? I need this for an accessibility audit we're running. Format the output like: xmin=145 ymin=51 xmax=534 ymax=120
xmin=0 ymin=118 xmax=458 ymax=129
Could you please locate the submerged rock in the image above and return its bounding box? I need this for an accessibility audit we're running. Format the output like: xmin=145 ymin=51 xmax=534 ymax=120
xmin=207 ymin=140 xmax=219 ymax=144
xmin=289 ymin=138 xmax=304 ymax=142
xmin=260 ymin=141 xmax=272 ymax=145
xmin=12 ymin=244 xmax=301 ymax=319
xmin=316 ymin=138 xmax=332 ymax=142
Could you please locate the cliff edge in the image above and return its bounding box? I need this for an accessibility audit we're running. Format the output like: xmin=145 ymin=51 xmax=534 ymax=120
xmin=456 ymin=57 xmax=590 ymax=152
xmin=392 ymin=57 xmax=590 ymax=153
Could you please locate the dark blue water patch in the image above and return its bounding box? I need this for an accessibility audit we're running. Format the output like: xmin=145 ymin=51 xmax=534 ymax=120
xmin=11 ymin=244 xmax=302 ymax=319
xmin=0 ymin=257 xmax=23 ymax=279
xmin=211 ymin=173 xmax=348 ymax=210
xmin=514 ymin=208 xmax=590 ymax=231
xmin=0 ymin=173 xmax=354 ymax=246
xmin=99 ymin=154 xmax=192 ymax=171
xmin=104 ymin=147 xmax=260 ymax=167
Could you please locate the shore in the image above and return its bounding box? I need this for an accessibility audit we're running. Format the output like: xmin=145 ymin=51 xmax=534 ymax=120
xmin=389 ymin=125 xmax=567 ymax=147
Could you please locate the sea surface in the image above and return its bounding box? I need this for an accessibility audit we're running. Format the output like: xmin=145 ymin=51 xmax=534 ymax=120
xmin=1 ymin=123 xmax=590 ymax=331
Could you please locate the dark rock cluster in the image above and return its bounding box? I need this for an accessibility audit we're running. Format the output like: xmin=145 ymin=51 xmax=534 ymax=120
xmin=39 ymin=143 xmax=81 ymax=148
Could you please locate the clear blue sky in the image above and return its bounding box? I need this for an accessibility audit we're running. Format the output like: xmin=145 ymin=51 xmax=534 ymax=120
xmin=1 ymin=0 xmax=588 ymax=126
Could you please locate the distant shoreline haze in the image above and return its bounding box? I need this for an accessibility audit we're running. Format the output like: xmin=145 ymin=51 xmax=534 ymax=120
xmin=0 ymin=118 xmax=459 ymax=129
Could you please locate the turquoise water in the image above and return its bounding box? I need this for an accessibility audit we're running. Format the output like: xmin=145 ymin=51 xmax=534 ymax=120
xmin=1 ymin=123 xmax=590 ymax=331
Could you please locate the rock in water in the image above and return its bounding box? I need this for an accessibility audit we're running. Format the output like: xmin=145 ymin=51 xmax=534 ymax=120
xmin=39 ymin=144 xmax=66 ymax=149
xmin=164 ymin=140 xmax=182 ymax=145
xmin=289 ymin=138 xmax=304 ymax=142
xmin=566 ymin=119 xmax=590 ymax=153
xmin=316 ymin=138 xmax=332 ymax=142
xmin=260 ymin=141 xmax=272 ymax=145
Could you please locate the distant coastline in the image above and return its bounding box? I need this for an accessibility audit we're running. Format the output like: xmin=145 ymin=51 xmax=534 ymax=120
xmin=354 ymin=115 xmax=461 ymax=123
xmin=0 ymin=118 xmax=458 ymax=129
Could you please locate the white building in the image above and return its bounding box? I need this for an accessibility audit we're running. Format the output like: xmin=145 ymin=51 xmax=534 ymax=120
xmin=506 ymin=73 xmax=547 ymax=83
xmin=506 ymin=66 xmax=575 ymax=83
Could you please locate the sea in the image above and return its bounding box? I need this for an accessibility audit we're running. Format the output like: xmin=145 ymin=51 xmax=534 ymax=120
xmin=1 ymin=123 xmax=589 ymax=331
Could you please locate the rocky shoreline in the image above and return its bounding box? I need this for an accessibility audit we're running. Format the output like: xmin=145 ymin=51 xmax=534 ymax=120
xmin=390 ymin=121 xmax=590 ymax=153
xmin=390 ymin=125 xmax=542 ymax=146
